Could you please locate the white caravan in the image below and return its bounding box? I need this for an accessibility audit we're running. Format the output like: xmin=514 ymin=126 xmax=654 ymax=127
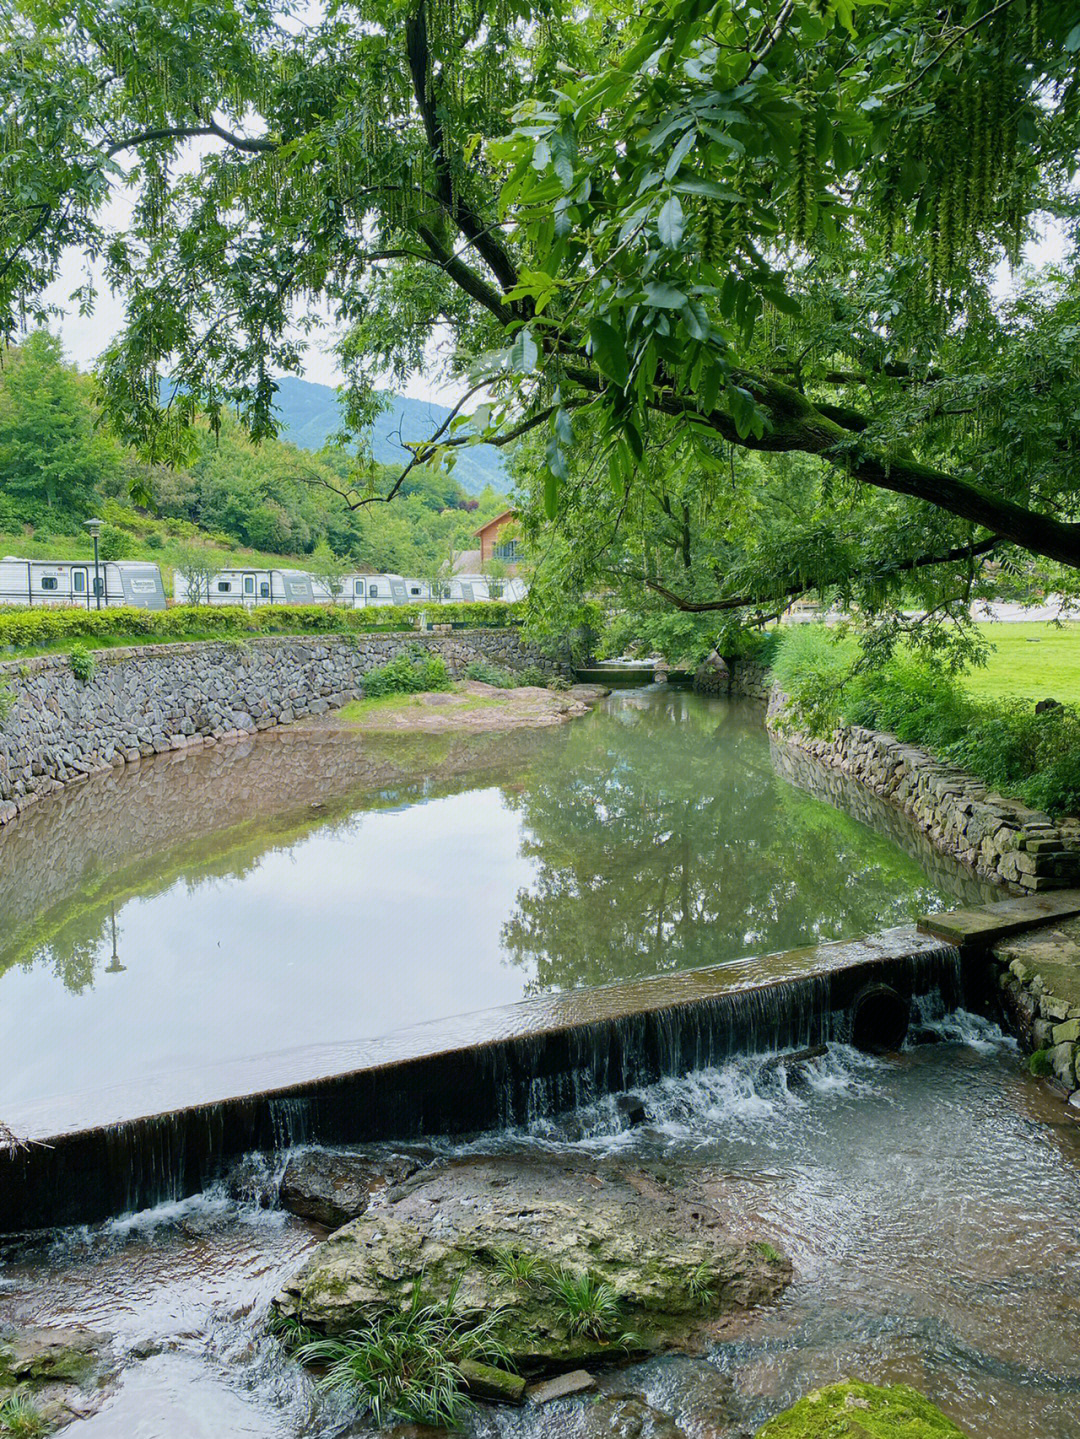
xmin=0 ymin=557 xmax=167 ymax=609
xmin=173 ymin=567 xmax=317 ymax=607
xmin=446 ymin=574 xmax=527 ymax=603
xmin=314 ymin=574 xmax=431 ymax=607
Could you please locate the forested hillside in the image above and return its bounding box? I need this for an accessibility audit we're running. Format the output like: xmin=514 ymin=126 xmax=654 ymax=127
xmin=271 ymin=376 xmax=509 ymax=495
xmin=0 ymin=332 xmax=510 ymax=584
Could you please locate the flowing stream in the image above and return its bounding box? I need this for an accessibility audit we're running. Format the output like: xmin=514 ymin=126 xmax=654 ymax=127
xmin=2 ymin=1028 xmax=1080 ymax=1437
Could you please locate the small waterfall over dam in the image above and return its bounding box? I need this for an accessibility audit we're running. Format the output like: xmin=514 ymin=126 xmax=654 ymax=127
xmin=1 ymin=926 xmax=975 ymax=1232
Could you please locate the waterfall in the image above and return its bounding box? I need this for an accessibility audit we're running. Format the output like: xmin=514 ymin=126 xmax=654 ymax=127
xmin=0 ymin=936 xmax=980 ymax=1233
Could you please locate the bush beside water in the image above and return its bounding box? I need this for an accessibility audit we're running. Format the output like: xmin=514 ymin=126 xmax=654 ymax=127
xmin=770 ymin=626 xmax=1080 ymax=817
xmin=360 ymin=653 xmax=452 ymax=698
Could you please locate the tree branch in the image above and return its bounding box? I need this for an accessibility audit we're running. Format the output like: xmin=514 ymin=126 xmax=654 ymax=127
xmin=621 ymin=534 xmax=1002 ymax=614
xmin=405 ymin=1 xmax=522 ymax=301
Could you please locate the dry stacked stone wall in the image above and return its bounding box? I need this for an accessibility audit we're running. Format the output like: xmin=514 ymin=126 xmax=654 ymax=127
xmin=0 ymin=629 xmax=560 ymax=823
xmin=694 ymin=655 xmax=1080 ymax=893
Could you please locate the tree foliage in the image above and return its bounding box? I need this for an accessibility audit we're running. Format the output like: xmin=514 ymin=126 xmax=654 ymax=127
xmin=2 ymin=0 xmax=1079 ymax=624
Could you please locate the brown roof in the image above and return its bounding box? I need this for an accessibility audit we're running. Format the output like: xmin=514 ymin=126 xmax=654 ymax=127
xmin=473 ymin=509 xmax=517 ymax=540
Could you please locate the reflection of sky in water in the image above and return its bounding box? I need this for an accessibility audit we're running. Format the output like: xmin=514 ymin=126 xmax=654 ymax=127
xmin=0 ymin=690 xmax=997 ymax=1123
xmin=0 ymin=788 xmax=533 ymax=1108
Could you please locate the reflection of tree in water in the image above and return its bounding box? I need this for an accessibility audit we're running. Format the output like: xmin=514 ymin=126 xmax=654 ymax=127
xmin=500 ymin=691 xmax=944 ymax=993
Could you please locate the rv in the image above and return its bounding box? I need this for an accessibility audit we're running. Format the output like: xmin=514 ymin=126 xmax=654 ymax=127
xmin=0 ymin=557 xmax=167 ymax=609
xmin=174 ymin=567 xmax=316 ymax=607
xmin=314 ymin=575 xmax=433 ymax=608
xmin=446 ymin=574 xmax=528 ymax=603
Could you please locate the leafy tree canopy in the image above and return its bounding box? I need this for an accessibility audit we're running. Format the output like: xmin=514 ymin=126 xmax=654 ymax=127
xmin=3 ymin=0 xmax=1079 ymax=635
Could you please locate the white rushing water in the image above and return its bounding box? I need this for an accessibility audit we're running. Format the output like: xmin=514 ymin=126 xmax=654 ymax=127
xmin=2 ymin=1020 xmax=1079 ymax=1439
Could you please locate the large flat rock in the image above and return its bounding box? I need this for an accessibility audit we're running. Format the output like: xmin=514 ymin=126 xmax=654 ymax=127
xmin=992 ymin=915 xmax=1080 ymax=1013
xmin=273 ymin=1154 xmax=790 ymax=1373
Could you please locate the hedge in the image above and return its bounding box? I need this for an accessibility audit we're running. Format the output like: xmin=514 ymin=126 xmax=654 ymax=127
xmin=0 ymin=601 xmax=525 ymax=650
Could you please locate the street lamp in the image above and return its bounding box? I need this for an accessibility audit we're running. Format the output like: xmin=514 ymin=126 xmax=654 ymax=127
xmin=104 ymin=904 xmax=126 ymax=974
xmin=84 ymin=518 xmax=103 ymax=610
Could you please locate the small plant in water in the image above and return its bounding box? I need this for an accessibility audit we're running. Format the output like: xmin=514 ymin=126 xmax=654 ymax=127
xmin=296 ymin=1286 xmax=513 ymax=1428
xmin=543 ymin=1266 xmax=623 ymax=1339
xmin=0 ymin=1392 xmax=49 ymax=1439
xmin=685 ymin=1261 xmax=717 ymax=1304
xmin=267 ymin=1309 xmax=318 ymax=1353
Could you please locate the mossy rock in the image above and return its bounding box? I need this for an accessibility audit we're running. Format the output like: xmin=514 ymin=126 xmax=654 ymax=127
xmin=755 ymin=1380 xmax=969 ymax=1438
xmin=274 ymin=1154 xmax=791 ymax=1373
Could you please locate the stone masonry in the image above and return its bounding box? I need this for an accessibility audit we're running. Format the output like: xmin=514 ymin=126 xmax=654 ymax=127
xmin=0 ymin=629 xmax=559 ymax=823
xmin=694 ymin=656 xmax=1080 ymax=893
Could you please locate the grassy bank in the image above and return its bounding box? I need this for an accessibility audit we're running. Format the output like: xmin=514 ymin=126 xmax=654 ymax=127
xmin=769 ymin=625 xmax=1080 ymax=817
xmin=967 ymin=622 xmax=1080 ymax=705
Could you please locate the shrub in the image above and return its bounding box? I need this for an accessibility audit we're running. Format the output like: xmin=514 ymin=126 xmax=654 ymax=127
xmin=69 ymin=645 xmax=96 ymax=683
xmin=465 ymin=659 xmax=517 ymax=688
xmin=296 ymin=1289 xmax=513 ymax=1428
xmin=769 ymin=626 xmax=1080 ymax=816
xmin=145 ymin=532 xmax=164 ymax=550
xmin=361 ymin=652 xmax=452 ymax=699
xmin=0 ymin=601 xmax=526 ymax=652
xmin=98 ymin=524 xmax=134 ymax=561
xmin=517 ymin=663 xmax=550 ymax=687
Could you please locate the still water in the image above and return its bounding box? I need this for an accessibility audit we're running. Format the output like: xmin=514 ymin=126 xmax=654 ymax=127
xmin=0 ymin=689 xmax=995 ymax=1132
xmin=2 ymin=1030 xmax=1079 ymax=1438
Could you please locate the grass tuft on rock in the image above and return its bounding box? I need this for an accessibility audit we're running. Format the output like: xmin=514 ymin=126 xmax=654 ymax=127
xmin=296 ymin=1286 xmax=515 ymax=1429
xmin=0 ymin=1393 xmax=50 ymax=1439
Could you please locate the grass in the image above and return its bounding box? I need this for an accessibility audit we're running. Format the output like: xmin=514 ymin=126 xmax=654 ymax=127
xmin=965 ymin=622 xmax=1080 ymax=705
xmin=295 ymin=1289 xmax=514 ymax=1429
xmin=336 ymin=693 xmax=426 ymax=722
xmin=335 ymin=688 xmax=508 ymax=725
xmin=0 ymin=1393 xmax=50 ymax=1439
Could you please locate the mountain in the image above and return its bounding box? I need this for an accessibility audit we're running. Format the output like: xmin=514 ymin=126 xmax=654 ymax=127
xmin=270 ymin=375 xmax=510 ymax=497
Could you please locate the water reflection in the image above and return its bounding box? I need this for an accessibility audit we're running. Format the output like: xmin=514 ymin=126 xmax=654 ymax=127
xmin=0 ymin=691 xmax=997 ymax=1118
xmin=499 ymin=691 xmax=994 ymax=990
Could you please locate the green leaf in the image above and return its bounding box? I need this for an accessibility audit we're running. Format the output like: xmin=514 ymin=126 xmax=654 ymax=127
xmin=509 ymin=329 xmax=539 ymax=373
xmin=663 ymin=129 xmax=697 ymax=181
xmin=643 ymin=282 xmax=687 ymax=308
xmin=544 ymin=470 xmax=559 ymax=518
xmin=657 ymin=195 xmax=685 ymax=248
xmin=588 ymin=319 xmax=630 ymax=388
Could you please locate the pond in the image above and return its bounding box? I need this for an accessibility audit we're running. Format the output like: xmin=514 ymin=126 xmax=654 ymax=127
xmin=0 ymin=689 xmax=996 ymax=1138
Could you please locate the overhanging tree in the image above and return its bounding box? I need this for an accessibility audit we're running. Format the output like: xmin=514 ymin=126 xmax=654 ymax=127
xmin=2 ymin=0 xmax=1079 ymax=605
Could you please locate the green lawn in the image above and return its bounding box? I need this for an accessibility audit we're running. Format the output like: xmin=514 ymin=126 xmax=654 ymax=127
xmin=965 ymin=622 xmax=1080 ymax=705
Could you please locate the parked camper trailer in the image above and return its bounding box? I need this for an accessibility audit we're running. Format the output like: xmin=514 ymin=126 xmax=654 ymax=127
xmin=446 ymin=574 xmax=527 ymax=603
xmin=173 ymin=567 xmax=316 ymax=607
xmin=0 ymin=557 xmax=167 ymax=609
xmin=312 ymin=574 xmax=433 ymax=607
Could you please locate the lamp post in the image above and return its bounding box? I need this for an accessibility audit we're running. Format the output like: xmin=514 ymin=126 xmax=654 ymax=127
xmin=84 ymin=518 xmax=103 ymax=610
xmin=104 ymin=904 xmax=126 ymax=974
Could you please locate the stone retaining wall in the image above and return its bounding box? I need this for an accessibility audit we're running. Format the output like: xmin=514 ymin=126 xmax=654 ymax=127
xmin=0 ymin=629 xmax=558 ymax=823
xmin=992 ymin=918 xmax=1080 ymax=1108
xmin=694 ymin=656 xmax=1080 ymax=893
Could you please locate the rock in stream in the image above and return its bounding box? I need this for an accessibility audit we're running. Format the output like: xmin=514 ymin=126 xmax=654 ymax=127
xmin=273 ymin=1153 xmax=790 ymax=1374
